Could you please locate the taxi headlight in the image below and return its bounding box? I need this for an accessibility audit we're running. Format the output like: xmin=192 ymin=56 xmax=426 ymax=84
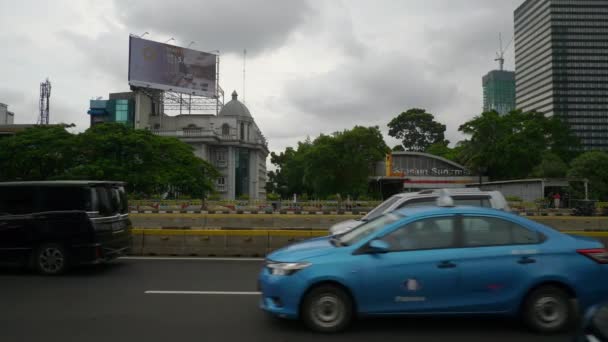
xmin=267 ymin=262 xmax=311 ymax=276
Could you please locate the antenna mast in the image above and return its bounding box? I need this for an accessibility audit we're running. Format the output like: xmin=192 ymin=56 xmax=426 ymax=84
xmin=39 ymin=78 xmax=51 ymax=125
xmin=243 ymin=49 xmax=247 ymax=103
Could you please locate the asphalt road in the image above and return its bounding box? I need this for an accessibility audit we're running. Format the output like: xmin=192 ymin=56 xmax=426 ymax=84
xmin=0 ymin=258 xmax=572 ymax=342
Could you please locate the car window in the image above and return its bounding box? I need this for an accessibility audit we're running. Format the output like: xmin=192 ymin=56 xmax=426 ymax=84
xmin=462 ymin=216 xmax=540 ymax=247
xmin=95 ymin=186 xmax=117 ymax=216
xmin=117 ymin=186 xmax=128 ymax=214
xmin=453 ymin=196 xmax=491 ymax=208
xmin=0 ymin=186 xmax=36 ymax=215
xmin=110 ymin=187 xmax=122 ymax=214
xmin=395 ymin=196 xmax=492 ymax=210
xmin=397 ymin=197 xmax=436 ymax=209
xmin=363 ymin=195 xmax=401 ymax=220
xmin=37 ymin=187 xmax=93 ymax=212
xmin=340 ymin=212 xmax=404 ymax=246
xmin=379 ymin=217 xmax=456 ymax=251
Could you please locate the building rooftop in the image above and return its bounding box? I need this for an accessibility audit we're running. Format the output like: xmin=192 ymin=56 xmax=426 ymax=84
xmin=218 ymin=91 xmax=251 ymax=118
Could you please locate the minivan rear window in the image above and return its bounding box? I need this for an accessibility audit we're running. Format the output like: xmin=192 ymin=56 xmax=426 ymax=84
xmin=95 ymin=186 xmax=117 ymax=216
xmin=117 ymin=186 xmax=128 ymax=214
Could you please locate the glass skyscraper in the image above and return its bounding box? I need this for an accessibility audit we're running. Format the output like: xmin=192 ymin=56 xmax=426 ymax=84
xmin=483 ymin=70 xmax=516 ymax=115
xmin=515 ymin=0 xmax=608 ymax=150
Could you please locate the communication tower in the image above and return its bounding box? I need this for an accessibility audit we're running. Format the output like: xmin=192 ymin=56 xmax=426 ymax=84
xmin=39 ymin=78 xmax=51 ymax=125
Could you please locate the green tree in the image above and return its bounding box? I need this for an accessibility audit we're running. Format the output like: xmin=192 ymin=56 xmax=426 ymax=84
xmin=269 ymin=126 xmax=388 ymax=199
xmin=425 ymin=141 xmax=463 ymax=163
xmin=568 ymin=151 xmax=608 ymax=200
xmin=531 ymin=152 xmax=568 ymax=178
xmin=0 ymin=125 xmax=77 ymax=181
xmin=392 ymin=145 xmax=405 ymax=152
xmin=0 ymin=123 xmax=219 ymax=198
xmin=458 ymin=110 xmax=579 ymax=180
xmin=387 ymin=108 xmax=446 ymax=152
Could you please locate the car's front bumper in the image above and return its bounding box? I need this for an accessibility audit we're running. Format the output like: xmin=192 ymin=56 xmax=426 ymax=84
xmin=258 ymin=267 xmax=308 ymax=319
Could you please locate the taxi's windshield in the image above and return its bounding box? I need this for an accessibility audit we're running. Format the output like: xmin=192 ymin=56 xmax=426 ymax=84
xmin=362 ymin=195 xmax=401 ymax=221
xmin=339 ymin=212 xmax=405 ymax=246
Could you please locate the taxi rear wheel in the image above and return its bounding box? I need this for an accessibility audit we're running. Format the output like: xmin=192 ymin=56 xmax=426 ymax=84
xmin=522 ymin=285 xmax=574 ymax=333
xmin=301 ymin=285 xmax=353 ymax=333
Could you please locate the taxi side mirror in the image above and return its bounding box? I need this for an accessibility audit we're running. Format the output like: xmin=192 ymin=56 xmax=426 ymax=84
xmin=368 ymin=239 xmax=390 ymax=254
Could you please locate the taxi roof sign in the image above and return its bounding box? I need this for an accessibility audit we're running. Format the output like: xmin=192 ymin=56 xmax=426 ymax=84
xmin=436 ymin=189 xmax=455 ymax=207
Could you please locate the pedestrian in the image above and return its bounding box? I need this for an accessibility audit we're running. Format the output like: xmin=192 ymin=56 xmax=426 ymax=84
xmin=553 ymin=193 xmax=561 ymax=209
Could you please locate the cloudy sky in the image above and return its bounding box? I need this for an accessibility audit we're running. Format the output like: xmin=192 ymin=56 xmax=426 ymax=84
xmin=0 ymin=0 xmax=524 ymax=152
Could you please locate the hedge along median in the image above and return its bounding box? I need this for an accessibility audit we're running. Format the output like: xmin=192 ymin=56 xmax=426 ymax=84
xmin=130 ymin=228 xmax=608 ymax=257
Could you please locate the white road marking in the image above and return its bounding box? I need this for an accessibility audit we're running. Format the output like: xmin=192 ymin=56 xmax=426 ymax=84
xmin=120 ymin=256 xmax=264 ymax=261
xmin=145 ymin=290 xmax=261 ymax=295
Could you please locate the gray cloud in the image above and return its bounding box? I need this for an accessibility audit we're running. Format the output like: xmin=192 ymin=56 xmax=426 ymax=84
xmin=62 ymin=31 xmax=128 ymax=83
xmin=282 ymin=52 xmax=459 ymax=127
xmin=118 ymin=0 xmax=317 ymax=57
xmin=0 ymin=0 xmax=529 ymax=153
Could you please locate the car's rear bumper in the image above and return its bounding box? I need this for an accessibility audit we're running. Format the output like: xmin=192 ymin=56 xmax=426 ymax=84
xmin=71 ymin=241 xmax=131 ymax=265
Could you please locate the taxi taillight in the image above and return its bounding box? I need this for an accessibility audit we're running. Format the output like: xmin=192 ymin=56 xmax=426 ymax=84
xmin=577 ymin=248 xmax=608 ymax=264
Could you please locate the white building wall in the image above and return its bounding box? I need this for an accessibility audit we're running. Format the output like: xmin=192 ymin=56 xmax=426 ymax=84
xmin=227 ymin=146 xmax=236 ymax=200
xmin=131 ymin=92 xmax=268 ymax=200
xmin=248 ymin=150 xmax=258 ymax=199
xmin=0 ymin=103 xmax=10 ymax=125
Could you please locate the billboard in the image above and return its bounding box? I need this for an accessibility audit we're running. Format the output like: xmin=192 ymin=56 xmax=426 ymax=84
xmin=128 ymin=36 xmax=217 ymax=97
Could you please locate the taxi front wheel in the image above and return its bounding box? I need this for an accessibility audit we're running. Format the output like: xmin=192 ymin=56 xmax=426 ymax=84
xmin=301 ymin=285 xmax=353 ymax=333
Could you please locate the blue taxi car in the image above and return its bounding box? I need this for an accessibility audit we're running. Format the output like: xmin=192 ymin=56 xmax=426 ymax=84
xmin=258 ymin=203 xmax=608 ymax=333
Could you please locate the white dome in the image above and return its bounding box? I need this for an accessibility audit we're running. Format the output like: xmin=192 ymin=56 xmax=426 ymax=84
xmin=218 ymin=90 xmax=251 ymax=117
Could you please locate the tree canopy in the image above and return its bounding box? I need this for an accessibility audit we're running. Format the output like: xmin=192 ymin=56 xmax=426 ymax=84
xmin=568 ymin=151 xmax=608 ymax=201
xmin=387 ymin=108 xmax=446 ymax=152
xmin=0 ymin=124 xmax=218 ymax=197
xmin=457 ymin=110 xmax=578 ymax=180
xmin=424 ymin=141 xmax=463 ymax=163
xmin=269 ymin=126 xmax=388 ymax=199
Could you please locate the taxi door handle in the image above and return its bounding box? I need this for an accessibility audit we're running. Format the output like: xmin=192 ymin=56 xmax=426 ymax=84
xmin=518 ymin=256 xmax=536 ymax=265
xmin=437 ymin=261 xmax=456 ymax=269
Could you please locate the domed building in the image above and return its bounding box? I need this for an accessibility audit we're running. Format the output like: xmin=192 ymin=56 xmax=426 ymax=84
xmin=139 ymin=90 xmax=268 ymax=200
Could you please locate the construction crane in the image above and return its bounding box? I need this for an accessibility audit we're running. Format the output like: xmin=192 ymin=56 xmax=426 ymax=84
xmin=39 ymin=78 xmax=51 ymax=125
xmin=495 ymin=33 xmax=513 ymax=71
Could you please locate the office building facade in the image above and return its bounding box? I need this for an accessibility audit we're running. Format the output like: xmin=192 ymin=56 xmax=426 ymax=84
xmin=483 ymin=70 xmax=516 ymax=115
xmin=0 ymin=102 xmax=15 ymax=125
xmin=515 ymin=0 xmax=608 ymax=150
xmin=87 ymin=96 xmax=135 ymax=128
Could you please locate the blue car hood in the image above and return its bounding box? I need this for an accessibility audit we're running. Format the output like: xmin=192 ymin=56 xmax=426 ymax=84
xmin=268 ymin=236 xmax=338 ymax=262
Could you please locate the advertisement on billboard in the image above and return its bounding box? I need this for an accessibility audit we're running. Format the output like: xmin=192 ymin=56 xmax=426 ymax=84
xmin=128 ymin=36 xmax=217 ymax=97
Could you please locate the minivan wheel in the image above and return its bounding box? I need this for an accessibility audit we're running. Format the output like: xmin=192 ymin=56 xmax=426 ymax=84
xmin=302 ymin=285 xmax=353 ymax=333
xmin=35 ymin=243 xmax=68 ymax=275
xmin=522 ymin=286 xmax=574 ymax=333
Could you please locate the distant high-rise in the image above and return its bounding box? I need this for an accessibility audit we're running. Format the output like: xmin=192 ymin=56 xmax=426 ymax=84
xmin=515 ymin=0 xmax=608 ymax=150
xmin=483 ymin=70 xmax=516 ymax=115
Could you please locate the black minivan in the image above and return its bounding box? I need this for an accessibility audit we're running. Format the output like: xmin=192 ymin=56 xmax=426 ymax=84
xmin=0 ymin=181 xmax=132 ymax=275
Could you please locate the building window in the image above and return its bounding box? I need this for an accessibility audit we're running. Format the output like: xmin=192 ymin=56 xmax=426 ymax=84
xmin=217 ymin=177 xmax=225 ymax=185
xmin=222 ymin=123 xmax=230 ymax=136
xmin=240 ymin=122 xmax=245 ymax=140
